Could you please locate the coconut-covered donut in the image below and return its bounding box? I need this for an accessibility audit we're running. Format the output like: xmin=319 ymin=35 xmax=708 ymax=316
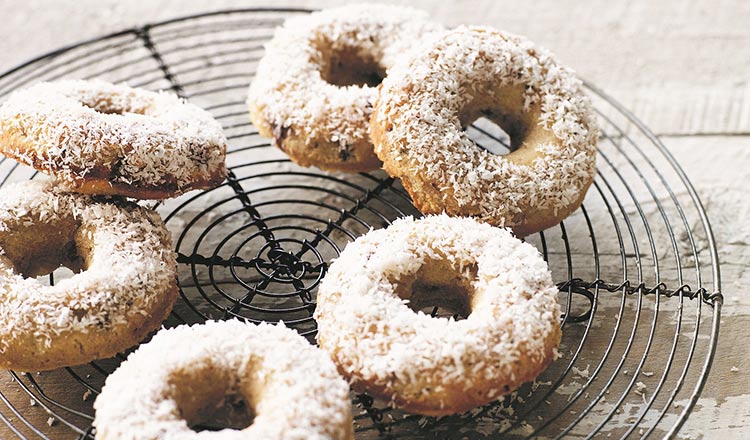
xmin=0 ymin=180 xmax=177 ymax=371
xmin=0 ymin=80 xmax=227 ymax=200
xmin=371 ymin=26 xmax=598 ymax=237
xmin=247 ymin=4 xmax=443 ymax=172
xmin=314 ymin=215 xmax=561 ymax=416
xmin=94 ymin=320 xmax=354 ymax=440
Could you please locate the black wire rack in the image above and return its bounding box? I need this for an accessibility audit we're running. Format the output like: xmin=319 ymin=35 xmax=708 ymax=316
xmin=0 ymin=8 xmax=723 ymax=439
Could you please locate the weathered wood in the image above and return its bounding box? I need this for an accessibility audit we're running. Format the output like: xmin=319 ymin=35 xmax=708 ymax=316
xmin=0 ymin=1 xmax=747 ymax=438
xmin=3 ymin=0 xmax=750 ymax=136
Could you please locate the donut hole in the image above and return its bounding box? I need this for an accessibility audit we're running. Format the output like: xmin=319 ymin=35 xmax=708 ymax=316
xmin=79 ymin=97 xmax=142 ymax=116
xmin=189 ymin=392 xmax=255 ymax=432
xmin=462 ymin=108 xmax=532 ymax=156
xmin=171 ymin=367 xmax=256 ymax=432
xmin=465 ymin=116 xmax=514 ymax=155
xmin=461 ymin=85 xmax=543 ymax=158
xmin=0 ymin=219 xmax=86 ymax=279
xmin=321 ymin=45 xmax=386 ymax=87
xmin=397 ymin=259 xmax=474 ymax=320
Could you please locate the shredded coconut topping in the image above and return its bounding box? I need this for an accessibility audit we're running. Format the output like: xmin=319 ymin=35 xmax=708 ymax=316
xmin=0 ymin=179 xmax=177 ymax=369
xmin=315 ymin=215 xmax=561 ymax=414
xmin=0 ymin=80 xmax=226 ymax=194
xmin=93 ymin=320 xmax=353 ymax=440
xmin=247 ymin=4 xmax=443 ymax=157
xmin=373 ymin=26 xmax=598 ymax=230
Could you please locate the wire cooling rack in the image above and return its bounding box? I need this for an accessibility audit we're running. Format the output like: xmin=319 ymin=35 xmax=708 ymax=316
xmin=0 ymin=8 xmax=723 ymax=439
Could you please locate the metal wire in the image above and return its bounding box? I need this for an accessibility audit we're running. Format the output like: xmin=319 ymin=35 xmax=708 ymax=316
xmin=0 ymin=8 xmax=722 ymax=439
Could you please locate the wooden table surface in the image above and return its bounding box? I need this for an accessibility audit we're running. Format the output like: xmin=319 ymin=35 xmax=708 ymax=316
xmin=0 ymin=1 xmax=748 ymax=438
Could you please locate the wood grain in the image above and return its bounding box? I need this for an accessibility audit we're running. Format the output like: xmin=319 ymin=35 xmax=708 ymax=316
xmin=2 ymin=0 xmax=749 ymax=136
xmin=0 ymin=1 xmax=747 ymax=438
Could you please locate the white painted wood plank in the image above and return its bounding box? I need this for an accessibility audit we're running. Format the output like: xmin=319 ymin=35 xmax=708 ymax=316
xmin=2 ymin=0 xmax=750 ymax=135
xmin=0 ymin=0 xmax=748 ymax=437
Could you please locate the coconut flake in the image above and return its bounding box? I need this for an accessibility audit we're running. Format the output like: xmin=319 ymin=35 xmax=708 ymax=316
xmin=373 ymin=26 xmax=598 ymax=231
xmin=314 ymin=215 xmax=561 ymax=414
xmin=0 ymin=80 xmax=226 ymax=195
xmin=93 ymin=320 xmax=353 ymax=439
xmin=0 ymin=180 xmax=177 ymax=369
xmin=247 ymin=4 xmax=443 ymax=167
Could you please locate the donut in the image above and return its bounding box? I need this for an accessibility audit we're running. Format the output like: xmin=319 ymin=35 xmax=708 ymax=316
xmin=247 ymin=4 xmax=442 ymax=172
xmin=93 ymin=320 xmax=354 ymax=440
xmin=314 ymin=215 xmax=562 ymax=416
xmin=371 ymin=26 xmax=598 ymax=237
xmin=0 ymin=180 xmax=178 ymax=371
xmin=0 ymin=80 xmax=227 ymax=200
